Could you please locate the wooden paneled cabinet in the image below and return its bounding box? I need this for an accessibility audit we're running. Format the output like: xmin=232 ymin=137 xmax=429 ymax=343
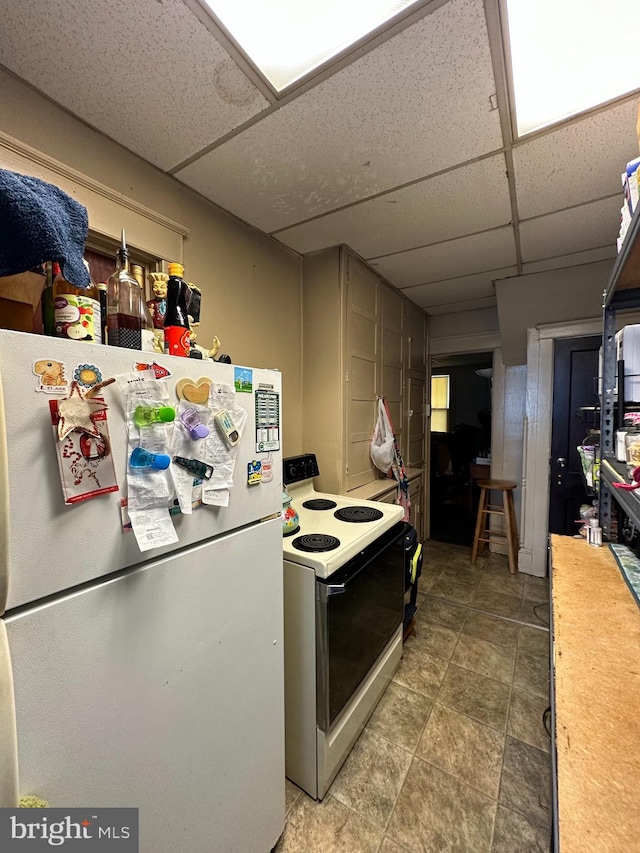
xmin=301 ymin=245 xmax=428 ymax=535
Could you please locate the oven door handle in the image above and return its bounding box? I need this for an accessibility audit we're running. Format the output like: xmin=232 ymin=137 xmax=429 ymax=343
xmin=325 ymin=582 xmax=347 ymax=596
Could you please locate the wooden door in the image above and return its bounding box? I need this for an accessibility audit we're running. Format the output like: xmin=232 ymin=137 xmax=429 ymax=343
xmin=549 ymin=335 xmax=601 ymax=535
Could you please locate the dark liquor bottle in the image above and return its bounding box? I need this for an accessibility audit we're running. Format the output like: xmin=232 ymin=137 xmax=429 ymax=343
xmin=164 ymin=262 xmax=191 ymax=357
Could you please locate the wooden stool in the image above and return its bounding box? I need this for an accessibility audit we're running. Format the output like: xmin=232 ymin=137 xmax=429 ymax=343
xmin=471 ymin=480 xmax=519 ymax=574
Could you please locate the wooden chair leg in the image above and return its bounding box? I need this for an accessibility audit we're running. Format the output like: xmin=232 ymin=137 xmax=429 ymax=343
xmin=503 ymin=491 xmax=517 ymax=574
xmin=471 ymin=487 xmax=488 ymax=564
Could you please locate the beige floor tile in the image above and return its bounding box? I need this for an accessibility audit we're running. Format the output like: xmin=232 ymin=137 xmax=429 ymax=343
xmin=386 ymin=758 xmax=496 ymax=853
xmin=438 ymin=664 xmax=511 ymax=731
xmin=409 ymin=621 xmax=460 ymax=662
xmin=519 ymin=599 xmax=550 ymax=627
xmin=518 ymin=626 xmax=550 ymax=659
xmin=276 ymin=795 xmax=382 ymax=853
xmin=428 ymin=575 xmax=477 ymax=606
xmin=330 ymin=729 xmax=412 ymax=829
xmin=499 ymin=736 xmax=552 ymax=829
xmin=513 ymin=649 xmax=550 ymax=699
xmin=451 ymin=633 xmax=516 ymax=684
xmin=416 ymin=703 xmax=505 ymax=798
xmin=462 ymin=610 xmax=519 ymax=648
xmin=379 ymin=837 xmax=412 ymax=853
xmin=477 ymin=569 xmax=525 ymax=598
xmin=418 ymin=595 xmax=469 ymax=631
xmin=438 ymin=564 xmax=485 ymax=588
xmin=392 ymin=644 xmax=448 ymax=699
xmin=491 ymin=805 xmax=550 ymax=852
xmin=285 ymin=778 xmax=302 ymax=815
xmin=523 ymin=575 xmax=550 ymax=603
xmin=507 ymin=689 xmax=551 ymax=754
xmin=472 ymin=586 xmax=522 ymax=619
xmin=367 ymin=682 xmax=433 ymax=753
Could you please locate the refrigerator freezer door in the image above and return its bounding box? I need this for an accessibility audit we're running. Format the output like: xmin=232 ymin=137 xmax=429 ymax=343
xmin=0 ymin=330 xmax=282 ymax=609
xmin=3 ymin=518 xmax=285 ymax=852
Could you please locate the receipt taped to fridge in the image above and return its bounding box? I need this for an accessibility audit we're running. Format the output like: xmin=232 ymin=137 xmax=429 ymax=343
xmin=129 ymin=507 xmax=179 ymax=552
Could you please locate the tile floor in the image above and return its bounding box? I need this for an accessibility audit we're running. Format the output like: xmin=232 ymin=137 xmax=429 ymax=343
xmin=276 ymin=540 xmax=552 ymax=853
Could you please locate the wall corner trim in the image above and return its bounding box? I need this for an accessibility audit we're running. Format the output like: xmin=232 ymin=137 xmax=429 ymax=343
xmin=0 ymin=130 xmax=190 ymax=237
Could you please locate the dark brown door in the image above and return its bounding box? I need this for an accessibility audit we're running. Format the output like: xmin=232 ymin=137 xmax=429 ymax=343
xmin=549 ymin=336 xmax=601 ymax=535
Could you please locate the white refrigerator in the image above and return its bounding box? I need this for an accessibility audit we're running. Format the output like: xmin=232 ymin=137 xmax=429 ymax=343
xmin=0 ymin=329 xmax=285 ymax=853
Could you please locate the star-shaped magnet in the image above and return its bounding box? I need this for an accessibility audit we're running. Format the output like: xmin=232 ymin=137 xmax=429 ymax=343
xmin=57 ymin=381 xmax=108 ymax=441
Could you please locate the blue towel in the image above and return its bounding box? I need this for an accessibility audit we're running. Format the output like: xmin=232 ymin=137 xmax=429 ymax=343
xmin=0 ymin=168 xmax=90 ymax=288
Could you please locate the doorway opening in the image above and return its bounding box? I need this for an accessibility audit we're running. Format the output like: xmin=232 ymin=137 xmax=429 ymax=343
xmin=429 ymin=351 xmax=493 ymax=547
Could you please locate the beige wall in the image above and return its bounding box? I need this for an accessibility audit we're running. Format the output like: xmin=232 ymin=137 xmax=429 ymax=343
xmin=0 ymin=68 xmax=303 ymax=454
xmin=495 ymin=260 xmax=610 ymax=366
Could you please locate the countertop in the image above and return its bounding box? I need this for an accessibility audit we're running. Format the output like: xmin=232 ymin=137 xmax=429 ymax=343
xmin=345 ymin=467 xmax=423 ymax=501
xmin=550 ymin=534 xmax=640 ymax=851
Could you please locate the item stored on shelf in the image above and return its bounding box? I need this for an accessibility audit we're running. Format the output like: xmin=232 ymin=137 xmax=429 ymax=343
xmin=106 ymin=230 xmax=153 ymax=350
xmin=164 ymin=262 xmax=191 ymax=357
xmin=625 ymin=428 xmax=640 ymax=475
xmin=52 ymin=261 xmax=102 ymax=343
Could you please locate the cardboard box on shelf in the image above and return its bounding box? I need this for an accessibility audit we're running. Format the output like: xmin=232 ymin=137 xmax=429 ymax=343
xmin=0 ymin=271 xmax=45 ymax=333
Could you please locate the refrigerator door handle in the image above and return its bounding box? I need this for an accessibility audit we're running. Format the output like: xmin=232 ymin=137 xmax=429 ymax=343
xmin=325 ymin=583 xmax=347 ymax=596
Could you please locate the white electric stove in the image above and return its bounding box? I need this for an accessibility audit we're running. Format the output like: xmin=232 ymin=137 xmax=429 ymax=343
xmin=283 ymin=474 xmax=404 ymax=579
xmin=282 ymin=453 xmax=407 ymax=800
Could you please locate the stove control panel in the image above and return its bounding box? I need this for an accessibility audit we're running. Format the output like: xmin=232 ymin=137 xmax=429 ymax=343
xmin=283 ymin=453 xmax=320 ymax=485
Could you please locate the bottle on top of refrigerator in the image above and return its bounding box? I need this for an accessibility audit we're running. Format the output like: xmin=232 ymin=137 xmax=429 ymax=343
xmin=41 ymin=261 xmax=55 ymax=336
xmin=52 ymin=261 xmax=102 ymax=343
xmin=106 ymin=230 xmax=152 ymax=349
xmin=164 ymin=262 xmax=191 ymax=357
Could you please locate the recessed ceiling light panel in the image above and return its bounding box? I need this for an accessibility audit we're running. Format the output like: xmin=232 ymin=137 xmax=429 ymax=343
xmin=505 ymin=0 xmax=640 ymax=136
xmin=201 ymin=0 xmax=421 ymax=92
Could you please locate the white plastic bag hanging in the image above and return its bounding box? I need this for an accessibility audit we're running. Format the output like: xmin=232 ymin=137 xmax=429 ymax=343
xmin=370 ymin=397 xmax=395 ymax=473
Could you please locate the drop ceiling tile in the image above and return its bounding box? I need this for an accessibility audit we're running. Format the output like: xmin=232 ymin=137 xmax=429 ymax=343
xmin=401 ymin=266 xmax=517 ymax=309
xmin=425 ymin=296 xmax=497 ymax=315
xmin=274 ymin=155 xmax=511 ymax=257
xmin=370 ymin=227 xmax=517 ymax=287
xmin=0 ymin=0 xmax=269 ymax=170
xmin=513 ymin=100 xmax=638 ymax=219
xmin=519 ymin=196 xmax=621 ymax=263
xmin=522 ymin=246 xmax=616 ymax=275
xmin=175 ymin=0 xmax=502 ymax=232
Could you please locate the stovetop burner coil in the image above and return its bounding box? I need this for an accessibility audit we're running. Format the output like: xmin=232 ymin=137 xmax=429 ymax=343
xmin=302 ymin=498 xmax=338 ymax=511
xmin=334 ymin=506 xmax=384 ymax=523
xmin=292 ymin=533 xmax=341 ymax=552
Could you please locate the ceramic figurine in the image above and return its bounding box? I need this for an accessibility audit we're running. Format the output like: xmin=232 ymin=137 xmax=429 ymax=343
xmin=147 ymin=273 xmax=168 ymax=329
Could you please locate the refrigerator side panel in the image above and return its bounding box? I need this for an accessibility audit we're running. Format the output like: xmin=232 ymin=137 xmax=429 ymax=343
xmin=0 ymin=621 xmax=18 ymax=806
xmin=5 ymin=517 xmax=285 ymax=853
xmin=0 ymin=330 xmax=282 ymax=608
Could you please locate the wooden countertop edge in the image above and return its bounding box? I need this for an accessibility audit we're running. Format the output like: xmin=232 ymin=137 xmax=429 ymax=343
xmin=550 ymin=534 xmax=640 ymax=852
xmin=346 ymin=468 xmax=423 ymax=501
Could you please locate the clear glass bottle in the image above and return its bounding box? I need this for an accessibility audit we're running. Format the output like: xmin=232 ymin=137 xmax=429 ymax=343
xmin=106 ymin=230 xmax=152 ymax=349
xmin=52 ymin=261 xmax=102 ymax=343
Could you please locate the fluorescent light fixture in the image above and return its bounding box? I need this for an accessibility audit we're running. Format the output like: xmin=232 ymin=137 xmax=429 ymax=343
xmin=505 ymin=0 xmax=640 ymax=136
xmin=201 ymin=0 xmax=420 ymax=92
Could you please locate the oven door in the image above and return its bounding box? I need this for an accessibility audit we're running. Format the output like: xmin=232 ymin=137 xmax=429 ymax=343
xmin=316 ymin=521 xmax=408 ymax=731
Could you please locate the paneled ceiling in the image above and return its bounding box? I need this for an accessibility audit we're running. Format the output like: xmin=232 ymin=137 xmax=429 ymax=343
xmin=1 ymin=0 xmax=637 ymax=315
